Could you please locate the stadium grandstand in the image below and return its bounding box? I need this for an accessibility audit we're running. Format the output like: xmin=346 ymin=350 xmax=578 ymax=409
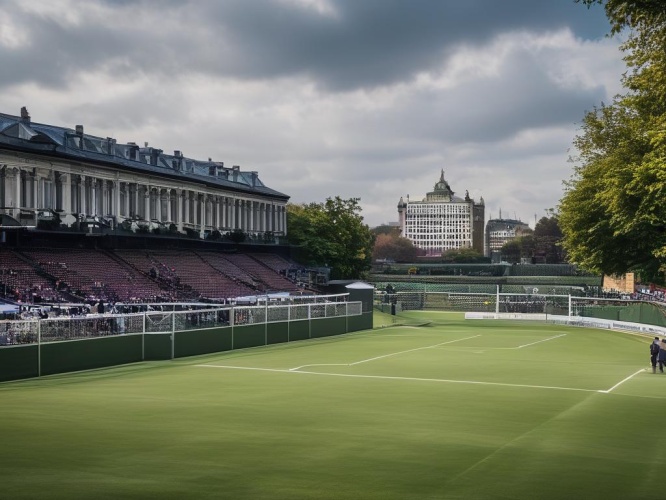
xmin=0 ymin=107 xmax=322 ymax=314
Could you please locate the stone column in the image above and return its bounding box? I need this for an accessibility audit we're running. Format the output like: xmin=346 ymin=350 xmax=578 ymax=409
xmin=33 ymin=173 xmax=39 ymax=208
xmin=276 ymin=205 xmax=281 ymax=233
xmin=282 ymin=205 xmax=287 ymax=236
xmin=133 ymin=183 xmax=139 ymax=217
xmin=199 ymin=194 xmax=206 ymax=235
xmin=62 ymin=173 xmax=71 ymax=216
xmin=192 ymin=192 xmax=196 ymax=225
xmin=177 ymin=189 xmax=183 ymax=231
xmin=114 ymin=180 xmax=121 ymax=219
xmin=91 ymin=178 xmax=98 ymax=217
xmin=184 ymin=190 xmax=190 ymax=225
xmin=14 ymin=168 xmax=21 ymax=219
xmin=261 ymin=203 xmax=266 ymax=232
xmin=280 ymin=206 xmax=285 ymax=234
xmin=144 ymin=186 xmax=151 ymax=222
xmin=80 ymin=175 xmax=87 ymax=216
xmin=166 ymin=189 xmax=172 ymax=223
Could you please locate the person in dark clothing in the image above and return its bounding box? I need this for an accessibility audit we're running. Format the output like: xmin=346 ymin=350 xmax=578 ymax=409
xmin=650 ymin=337 xmax=660 ymax=374
xmin=658 ymin=339 xmax=666 ymax=374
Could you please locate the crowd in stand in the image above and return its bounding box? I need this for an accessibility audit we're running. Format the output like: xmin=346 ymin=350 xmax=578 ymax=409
xmin=598 ymin=287 xmax=666 ymax=303
xmin=0 ymin=249 xmax=309 ymax=309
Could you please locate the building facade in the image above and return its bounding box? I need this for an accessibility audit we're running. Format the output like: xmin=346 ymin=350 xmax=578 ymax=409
xmin=484 ymin=218 xmax=531 ymax=257
xmin=0 ymin=108 xmax=289 ymax=237
xmin=397 ymin=170 xmax=484 ymax=256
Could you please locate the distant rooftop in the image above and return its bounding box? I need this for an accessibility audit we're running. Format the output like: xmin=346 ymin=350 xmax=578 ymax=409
xmin=0 ymin=107 xmax=288 ymax=200
xmin=486 ymin=218 xmax=530 ymax=229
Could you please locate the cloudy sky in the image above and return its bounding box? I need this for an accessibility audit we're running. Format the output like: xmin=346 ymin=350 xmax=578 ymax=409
xmin=0 ymin=0 xmax=625 ymax=228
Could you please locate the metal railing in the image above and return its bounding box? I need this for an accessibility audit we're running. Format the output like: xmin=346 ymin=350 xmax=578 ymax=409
xmin=0 ymin=296 xmax=363 ymax=346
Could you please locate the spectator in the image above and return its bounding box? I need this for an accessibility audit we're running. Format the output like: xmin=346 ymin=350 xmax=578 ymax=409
xmin=650 ymin=337 xmax=660 ymax=374
xmin=658 ymin=339 xmax=666 ymax=374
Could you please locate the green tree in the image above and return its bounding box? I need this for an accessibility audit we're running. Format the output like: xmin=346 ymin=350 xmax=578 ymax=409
xmin=441 ymin=248 xmax=487 ymax=263
xmin=560 ymin=1 xmax=666 ymax=282
xmin=372 ymin=233 xmax=419 ymax=262
xmin=501 ymin=239 xmax=522 ymax=264
xmin=533 ymin=213 xmax=565 ymax=263
xmin=371 ymin=225 xmax=402 ymax=237
xmin=287 ymin=197 xmax=374 ymax=279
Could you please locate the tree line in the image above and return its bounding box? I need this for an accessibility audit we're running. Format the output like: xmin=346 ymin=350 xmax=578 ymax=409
xmin=560 ymin=0 xmax=666 ymax=284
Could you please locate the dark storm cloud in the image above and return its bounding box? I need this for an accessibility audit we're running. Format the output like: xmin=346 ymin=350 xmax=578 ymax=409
xmin=0 ymin=0 xmax=621 ymax=227
xmin=1 ymin=0 xmax=610 ymax=91
xmin=192 ymin=0 xmax=611 ymax=90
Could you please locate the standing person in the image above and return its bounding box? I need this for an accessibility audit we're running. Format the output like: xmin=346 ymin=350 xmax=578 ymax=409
xmin=658 ymin=339 xmax=666 ymax=374
xmin=650 ymin=337 xmax=660 ymax=374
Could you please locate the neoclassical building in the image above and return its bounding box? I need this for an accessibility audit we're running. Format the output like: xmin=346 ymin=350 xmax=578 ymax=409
xmin=0 ymin=108 xmax=288 ymax=236
xmin=397 ymin=170 xmax=484 ymax=256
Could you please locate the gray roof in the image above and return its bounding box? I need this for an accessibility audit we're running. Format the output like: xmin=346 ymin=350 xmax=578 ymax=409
xmin=486 ymin=219 xmax=529 ymax=230
xmin=0 ymin=110 xmax=289 ymax=201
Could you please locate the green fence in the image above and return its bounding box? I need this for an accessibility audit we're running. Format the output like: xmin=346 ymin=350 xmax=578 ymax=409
xmin=375 ymin=291 xmax=666 ymax=329
xmin=0 ymin=300 xmax=369 ymax=382
xmin=570 ymin=299 xmax=666 ymax=328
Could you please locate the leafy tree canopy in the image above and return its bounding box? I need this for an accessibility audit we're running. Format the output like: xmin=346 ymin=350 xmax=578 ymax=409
xmin=441 ymin=248 xmax=488 ymax=263
xmin=373 ymin=233 xmax=420 ymax=263
xmin=499 ymin=212 xmax=565 ymax=264
xmin=371 ymin=225 xmax=402 ymax=237
xmin=501 ymin=239 xmax=523 ymax=264
xmin=533 ymin=212 xmax=566 ymax=263
xmin=287 ymin=197 xmax=374 ymax=280
xmin=561 ymin=1 xmax=666 ymax=283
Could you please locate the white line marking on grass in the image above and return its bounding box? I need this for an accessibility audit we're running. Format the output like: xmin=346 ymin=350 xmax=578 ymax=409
xmin=430 ymin=334 xmax=566 ymax=351
xmin=377 ymin=334 xmax=432 ymax=337
xmin=516 ymin=334 xmax=567 ymax=349
xmin=412 ymin=311 xmax=462 ymax=314
xmin=288 ymin=335 xmax=482 ymax=371
xmin=194 ymin=364 xmax=599 ymax=393
xmin=349 ymin=335 xmax=482 ymax=366
xmin=599 ymin=368 xmax=645 ymax=393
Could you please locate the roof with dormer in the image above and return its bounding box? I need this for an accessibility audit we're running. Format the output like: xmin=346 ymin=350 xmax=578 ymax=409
xmin=0 ymin=108 xmax=289 ymax=201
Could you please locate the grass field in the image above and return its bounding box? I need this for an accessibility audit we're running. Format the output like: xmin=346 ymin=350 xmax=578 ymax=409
xmin=1 ymin=312 xmax=664 ymax=499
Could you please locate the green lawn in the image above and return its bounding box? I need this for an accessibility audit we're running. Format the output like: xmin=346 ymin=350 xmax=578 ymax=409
xmin=1 ymin=314 xmax=663 ymax=499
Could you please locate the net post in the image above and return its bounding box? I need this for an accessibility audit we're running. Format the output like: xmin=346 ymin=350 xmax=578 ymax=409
xmin=496 ymin=285 xmax=500 ymax=314
xmin=568 ymin=294 xmax=572 ymax=317
xmin=231 ymin=305 xmax=235 ymax=350
xmin=346 ymin=301 xmax=349 ymax=333
xmin=37 ymin=319 xmax=41 ymax=377
xmin=287 ymin=303 xmax=291 ymax=342
xmin=171 ymin=311 xmax=175 ymax=360
xmin=142 ymin=312 xmax=146 ymax=360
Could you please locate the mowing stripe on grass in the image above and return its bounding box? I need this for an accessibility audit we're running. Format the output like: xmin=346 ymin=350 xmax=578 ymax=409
xmin=288 ymin=335 xmax=482 ymax=370
xmin=195 ymin=363 xmax=600 ymax=393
